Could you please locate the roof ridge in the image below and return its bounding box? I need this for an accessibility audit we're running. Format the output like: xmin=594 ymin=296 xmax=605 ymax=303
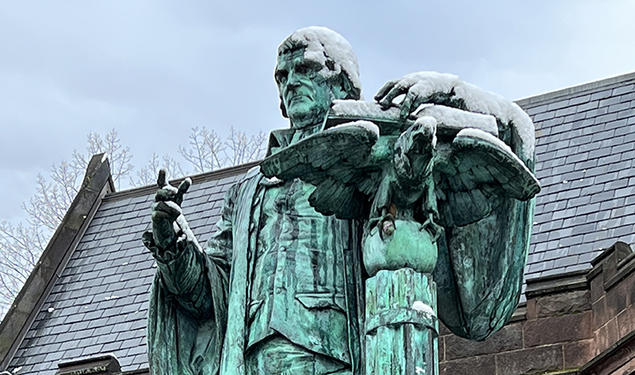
xmin=103 ymin=160 xmax=260 ymax=201
xmin=516 ymin=71 xmax=635 ymax=107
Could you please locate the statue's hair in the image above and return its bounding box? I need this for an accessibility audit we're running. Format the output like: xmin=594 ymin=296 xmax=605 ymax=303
xmin=276 ymin=26 xmax=362 ymax=118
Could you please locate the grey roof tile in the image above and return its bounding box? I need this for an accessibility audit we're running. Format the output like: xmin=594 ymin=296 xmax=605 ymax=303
xmin=590 ymin=88 xmax=613 ymax=100
xmin=526 ymin=104 xmax=548 ymax=115
xmin=547 ymin=98 xmax=571 ymax=111
xmin=569 ymin=94 xmax=591 ymax=106
xmin=575 ymin=100 xmax=599 ymax=112
xmin=553 ymin=255 xmax=579 ymax=268
xmin=524 ymin=77 xmax=635 ymax=278
xmin=612 ymin=84 xmax=635 ymax=96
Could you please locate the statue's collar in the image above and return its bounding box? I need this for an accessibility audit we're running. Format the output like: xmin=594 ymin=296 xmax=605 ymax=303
xmin=266 ymin=123 xmax=323 ymax=156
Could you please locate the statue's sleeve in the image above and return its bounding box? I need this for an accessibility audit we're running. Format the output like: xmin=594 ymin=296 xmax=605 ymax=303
xmin=144 ymin=184 xmax=237 ymax=375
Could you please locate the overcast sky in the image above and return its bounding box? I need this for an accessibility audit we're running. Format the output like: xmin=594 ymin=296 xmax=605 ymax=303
xmin=1 ymin=1 xmax=634 ymax=223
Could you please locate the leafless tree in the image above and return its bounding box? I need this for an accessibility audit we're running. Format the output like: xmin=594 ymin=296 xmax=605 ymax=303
xmin=0 ymin=129 xmax=133 ymax=318
xmin=73 ymin=129 xmax=134 ymax=189
xmin=0 ymin=222 xmax=48 ymax=317
xmin=179 ymin=127 xmax=225 ymax=173
xmin=22 ymin=130 xmax=133 ymax=232
xmin=224 ymin=126 xmax=267 ymax=167
xmin=179 ymin=126 xmax=266 ymax=173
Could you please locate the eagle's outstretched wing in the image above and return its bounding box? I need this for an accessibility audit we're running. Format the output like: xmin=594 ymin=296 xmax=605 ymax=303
xmin=431 ymin=129 xmax=540 ymax=341
xmin=260 ymin=121 xmax=384 ymax=219
xmin=434 ymin=128 xmax=540 ymax=228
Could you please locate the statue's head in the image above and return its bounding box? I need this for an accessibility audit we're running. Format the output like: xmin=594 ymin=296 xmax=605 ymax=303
xmin=275 ymin=26 xmax=362 ymax=128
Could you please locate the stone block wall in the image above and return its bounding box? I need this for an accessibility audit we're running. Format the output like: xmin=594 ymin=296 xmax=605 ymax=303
xmin=439 ymin=242 xmax=634 ymax=375
xmin=438 ymin=298 xmax=594 ymax=374
xmin=588 ymin=242 xmax=634 ymax=355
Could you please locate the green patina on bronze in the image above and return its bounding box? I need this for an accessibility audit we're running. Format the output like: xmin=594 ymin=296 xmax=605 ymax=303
xmin=142 ymin=26 xmax=539 ymax=375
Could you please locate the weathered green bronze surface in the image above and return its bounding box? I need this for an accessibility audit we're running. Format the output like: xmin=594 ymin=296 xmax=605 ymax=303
xmin=143 ymin=26 xmax=539 ymax=375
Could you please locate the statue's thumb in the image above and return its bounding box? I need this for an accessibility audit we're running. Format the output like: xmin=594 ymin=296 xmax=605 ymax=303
xmin=177 ymin=178 xmax=192 ymax=196
xmin=175 ymin=178 xmax=192 ymax=205
xmin=141 ymin=231 xmax=155 ymax=250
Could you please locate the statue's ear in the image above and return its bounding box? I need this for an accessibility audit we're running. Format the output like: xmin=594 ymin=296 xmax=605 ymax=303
xmin=330 ymin=74 xmax=351 ymax=100
xmin=342 ymin=75 xmax=355 ymax=99
xmin=331 ymin=73 xmax=359 ymax=100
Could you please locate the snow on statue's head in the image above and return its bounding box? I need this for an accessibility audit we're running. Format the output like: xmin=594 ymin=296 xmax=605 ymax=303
xmin=276 ymin=26 xmax=361 ymax=119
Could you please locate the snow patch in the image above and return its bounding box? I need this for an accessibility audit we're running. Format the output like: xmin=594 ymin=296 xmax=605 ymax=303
xmin=413 ymin=115 xmax=438 ymax=148
xmin=414 ymin=104 xmax=498 ymax=137
xmin=411 ymin=300 xmax=436 ymax=316
xmin=330 ymin=120 xmax=380 ymax=137
xmin=176 ymin=214 xmax=202 ymax=252
xmin=330 ymin=100 xmax=400 ymax=122
xmin=457 ymin=128 xmax=527 ymax=169
xmin=392 ymin=71 xmax=535 ymax=161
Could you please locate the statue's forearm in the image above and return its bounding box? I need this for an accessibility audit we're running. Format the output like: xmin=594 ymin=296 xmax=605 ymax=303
xmin=151 ymin=236 xmax=215 ymax=318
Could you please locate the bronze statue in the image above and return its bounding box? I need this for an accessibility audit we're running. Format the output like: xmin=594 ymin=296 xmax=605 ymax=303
xmin=143 ymin=26 xmax=539 ymax=375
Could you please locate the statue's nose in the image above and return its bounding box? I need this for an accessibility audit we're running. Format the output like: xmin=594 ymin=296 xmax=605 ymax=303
xmin=287 ymin=69 xmax=302 ymax=87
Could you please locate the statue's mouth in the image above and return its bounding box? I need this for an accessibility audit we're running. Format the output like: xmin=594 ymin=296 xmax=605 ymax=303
xmin=288 ymin=94 xmax=310 ymax=103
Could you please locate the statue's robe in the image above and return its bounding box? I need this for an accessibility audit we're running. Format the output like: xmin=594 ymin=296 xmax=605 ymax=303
xmin=145 ymin=128 xmax=365 ymax=375
xmin=144 ymin=127 xmax=533 ymax=374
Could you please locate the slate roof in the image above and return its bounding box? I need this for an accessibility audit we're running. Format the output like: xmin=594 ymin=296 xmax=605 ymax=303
xmin=5 ymin=166 xmax=251 ymax=374
xmin=518 ymin=72 xmax=635 ymax=280
xmin=4 ymin=73 xmax=635 ymax=374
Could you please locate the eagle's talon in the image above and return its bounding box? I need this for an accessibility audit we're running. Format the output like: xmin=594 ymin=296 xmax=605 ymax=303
xmin=421 ymin=214 xmax=443 ymax=242
xmin=378 ymin=213 xmax=396 ymax=240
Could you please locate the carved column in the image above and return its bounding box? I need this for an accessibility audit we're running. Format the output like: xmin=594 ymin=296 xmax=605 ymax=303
xmin=365 ymin=268 xmax=438 ymax=375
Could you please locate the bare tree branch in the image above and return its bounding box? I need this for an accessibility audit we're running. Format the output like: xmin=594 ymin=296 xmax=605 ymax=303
xmin=73 ymin=129 xmax=133 ymax=189
xmin=178 ymin=126 xmax=265 ymax=173
xmin=1 ymin=129 xmax=133 ymax=318
xmin=224 ymin=126 xmax=266 ymax=166
xmin=1 ymin=126 xmax=266 ymax=318
xmin=0 ymin=222 xmax=47 ymax=317
xmin=178 ymin=127 xmax=225 ymax=173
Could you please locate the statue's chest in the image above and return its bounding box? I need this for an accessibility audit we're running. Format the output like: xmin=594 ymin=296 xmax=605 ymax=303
xmin=261 ymin=178 xmax=320 ymax=218
xmin=252 ymin=178 xmax=346 ymax=295
xmin=255 ymin=178 xmax=344 ymax=275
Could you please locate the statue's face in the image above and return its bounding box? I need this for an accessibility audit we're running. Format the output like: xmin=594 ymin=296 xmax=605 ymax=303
xmin=275 ymin=48 xmax=332 ymax=128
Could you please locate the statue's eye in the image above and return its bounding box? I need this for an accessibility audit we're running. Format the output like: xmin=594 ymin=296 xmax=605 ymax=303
xmin=295 ymin=62 xmax=319 ymax=76
xmin=275 ymin=70 xmax=288 ymax=83
xmin=295 ymin=64 xmax=309 ymax=75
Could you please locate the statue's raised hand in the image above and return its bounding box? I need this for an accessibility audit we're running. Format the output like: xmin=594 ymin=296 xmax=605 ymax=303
xmin=150 ymin=169 xmax=192 ymax=250
xmin=375 ymin=72 xmax=461 ymax=120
